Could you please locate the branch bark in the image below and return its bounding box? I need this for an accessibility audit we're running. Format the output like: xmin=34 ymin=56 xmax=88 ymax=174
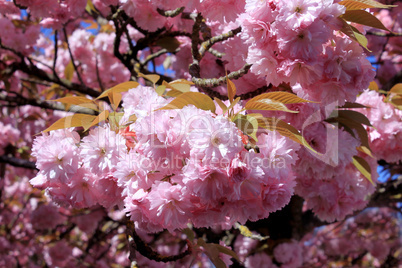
xmin=0 ymin=155 xmax=37 ymax=170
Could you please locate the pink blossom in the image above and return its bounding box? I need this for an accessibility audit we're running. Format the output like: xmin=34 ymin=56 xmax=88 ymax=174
xmin=276 ymin=0 xmax=321 ymax=29
xmin=200 ymin=0 xmax=245 ymax=22
xmin=182 ymin=161 xmax=231 ymax=206
xmin=356 ymin=89 xmax=402 ymax=163
xmin=121 ymin=85 xmax=168 ymax=120
xmin=187 ymin=114 xmax=243 ymax=162
xmin=146 ymin=181 xmax=193 ymax=232
xmin=31 ymin=130 xmax=80 ymax=186
xmin=80 ymin=125 xmax=127 ymax=176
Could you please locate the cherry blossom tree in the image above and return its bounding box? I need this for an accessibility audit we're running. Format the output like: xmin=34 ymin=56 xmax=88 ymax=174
xmin=0 ymin=0 xmax=401 ymax=267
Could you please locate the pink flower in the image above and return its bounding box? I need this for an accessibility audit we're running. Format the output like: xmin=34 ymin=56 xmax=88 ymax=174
xmin=146 ymin=181 xmax=193 ymax=232
xmin=31 ymin=130 xmax=80 ymax=186
xmin=80 ymin=125 xmax=127 ymax=176
xmin=199 ymin=0 xmax=245 ymax=22
xmin=182 ymin=161 xmax=231 ymax=206
xmin=187 ymin=114 xmax=243 ymax=162
xmin=277 ymin=20 xmax=330 ymax=61
xmin=276 ymin=0 xmax=321 ymax=29
xmin=121 ymin=85 xmax=168 ymax=120
xmin=356 ymin=89 xmax=402 ymax=163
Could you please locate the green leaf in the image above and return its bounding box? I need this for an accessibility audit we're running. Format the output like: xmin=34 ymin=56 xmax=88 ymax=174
xmin=182 ymin=228 xmax=195 ymax=241
xmin=52 ymin=96 xmax=98 ymax=111
xmin=339 ymin=18 xmax=370 ymax=51
xmin=258 ymin=117 xmax=319 ymax=154
xmin=390 ymin=83 xmax=402 ymax=95
xmin=227 ymin=77 xmax=236 ymax=103
xmin=108 ymin=91 xmax=122 ymax=111
xmin=85 ymin=0 xmax=99 ymax=14
xmin=64 ymin=61 xmax=74 ymax=81
xmin=108 ymin=112 xmax=124 ymax=129
xmin=338 ymin=102 xmax=369 ymax=109
xmin=245 ymin=99 xmax=299 ymax=113
xmin=86 ymin=110 xmax=109 ymax=131
xmin=197 ymin=239 xmax=238 ymax=268
xmin=357 ymin=145 xmax=374 ymax=158
xmin=138 ymin=73 xmax=160 ymax=85
xmin=390 ymin=95 xmax=402 ymax=110
xmin=227 ymin=97 xmax=241 ymax=113
xmin=155 ymin=85 xmax=166 ymax=96
xmin=214 ymin=97 xmax=228 ymax=114
xmin=96 ymin=81 xmax=139 ymax=100
xmin=43 ymin=114 xmax=96 ymax=132
xmin=337 ymin=110 xmax=372 ymax=126
xmin=163 ymin=80 xmax=191 ymax=97
xmin=215 ymin=244 xmax=241 ymax=262
xmin=339 ymin=0 xmax=396 ymax=10
xmin=341 ymin=10 xmax=391 ymax=32
xmin=368 ymin=81 xmax=379 ymax=91
xmin=352 ymin=155 xmax=374 ymax=185
xmin=233 ymin=114 xmax=259 ymax=142
xmin=157 ymin=92 xmax=216 ymax=113
xmin=248 ymin=91 xmax=316 ymax=104
xmin=327 ymin=116 xmax=371 ymax=149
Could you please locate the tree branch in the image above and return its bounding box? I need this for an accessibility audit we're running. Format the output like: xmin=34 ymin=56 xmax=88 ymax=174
xmin=157 ymin=7 xmax=185 ymax=18
xmin=0 ymin=155 xmax=37 ymax=170
xmin=17 ymin=60 xmax=100 ymax=97
xmin=52 ymin=30 xmax=59 ymax=79
xmin=199 ymin=26 xmax=241 ymax=58
xmin=126 ymin=219 xmax=192 ymax=263
xmin=0 ymin=90 xmax=96 ymax=115
xmin=191 ymin=63 xmax=251 ymax=88
xmin=366 ymin=31 xmax=402 ymax=37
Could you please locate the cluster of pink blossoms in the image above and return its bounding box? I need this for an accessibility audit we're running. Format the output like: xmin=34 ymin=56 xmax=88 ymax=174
xmin=31 ymin=85 xmax=301 ymax=232
xmin=356 ymin=89 xmax=402 ymax=163
xmin=241 ymin=0 xmax=375 ymax=106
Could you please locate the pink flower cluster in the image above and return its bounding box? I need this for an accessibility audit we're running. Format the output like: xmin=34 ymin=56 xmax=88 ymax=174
xmin=31 ymin=85 xmax=300 ymax=232
xmin=294 ymin=122 xmax=377 ymax=222
xmin=31 ymin=126 xmax=125 ymax=209
xmin=356 ymin=90 xmax=402 ymax=163
xmin=241 ymin=0 xmax=375 ymax=105
xmin=118 ymin=86 xmax=301 ymax=232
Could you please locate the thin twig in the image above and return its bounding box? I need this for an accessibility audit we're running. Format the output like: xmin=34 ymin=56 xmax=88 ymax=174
xmin=52 ymin=30 xmax=59 ymax=78
xmin=63 ymin=27 xmax=85 ymax=85
xmin=95 ymin=55 xmax=105 ymax=92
